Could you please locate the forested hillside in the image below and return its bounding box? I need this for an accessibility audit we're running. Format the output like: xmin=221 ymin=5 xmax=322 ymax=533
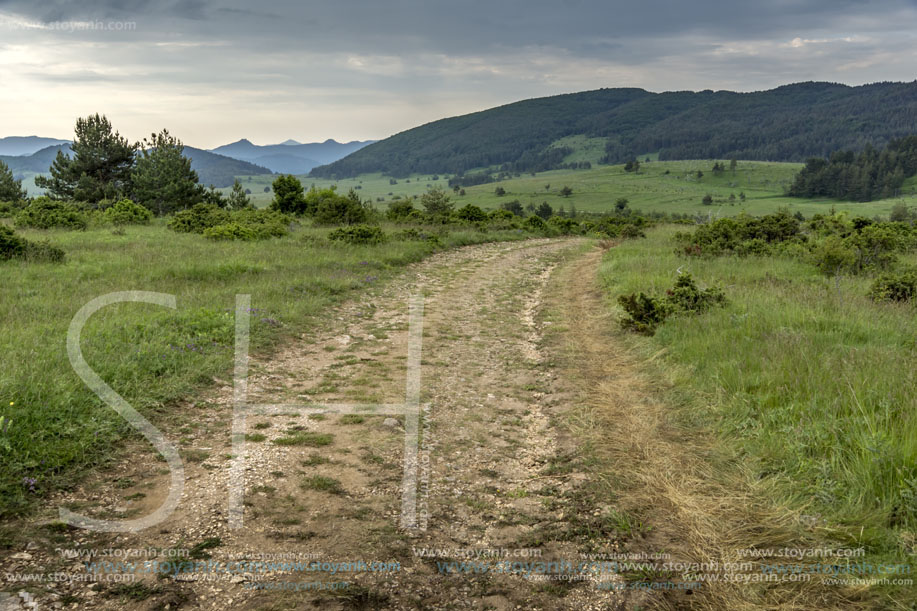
xmin=311 ymin=81 xmax=917 ymax=178
xmin=789 ymin=135 xmax=917 ymax=201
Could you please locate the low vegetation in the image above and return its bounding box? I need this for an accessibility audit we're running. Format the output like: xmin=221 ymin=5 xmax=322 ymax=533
xmin=603 ymin=221 xmax=917 ymax=604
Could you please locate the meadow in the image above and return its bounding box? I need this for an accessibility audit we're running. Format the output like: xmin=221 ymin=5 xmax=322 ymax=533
xmin=233 ymin=158 xmax=917 ymax=219
xmin=0 ymin=220 xmax=530 ymax=518
xmin=600 ymin=225 xmax=917 ymax=600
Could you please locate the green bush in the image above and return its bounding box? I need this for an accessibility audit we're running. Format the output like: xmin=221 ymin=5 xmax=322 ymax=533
xmin=233 ymin=208 xmax=290 ymax=238
xmin=270 ymin=175 xmax=307 ymax=214
xmin=677 ymin=211 xmax=801 ymax=256
xmin=313 ymin=189 xmax=367 ymax=225
xmin=386 ymin=199 xmax=417 ymax=220
xmin=167 ymin=203 xmax=231 ymax=234
xmin=810 ymin=235 xmax=857 ymax=276
xmin=488 ymin=209 xmax=515 ymax=222
xmin=664 ymin=273 xmax=726 ymax=313
xmin=103 ymin=199 xmax=153 ymax=225
xmin=203 ymin=222 xmax=258 ymax=241
xmin=0 ymin=225 xmax=65 ymax=263
xmin=393 ymin=227 xmax=441 ymax=245
xmin=868 ymin=268 xmax=917 ymax=302
xmin=619 ymin=224 xmax=645 ymax=239
xmin=619 ymin=273 xmax=725 ymax=335
xmin=14 ymin=198 xmax=88 ymax=230
xmin=548 ymin=216 xmax=581 ymax=234
xmin=618 ymin=293 xmax=670 ymax=335
xmin=0 ymin=201 xmax=24 ymax=218
xmin=524 ymin=215 xmax=548 ymax=232
xmin=327 ymin=224 xmax=385 ymax=245
xmin=456 ymin=204 xmax=487 ymax=222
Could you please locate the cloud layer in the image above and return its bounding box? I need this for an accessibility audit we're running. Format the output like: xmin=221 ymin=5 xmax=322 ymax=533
xmin=2 ymin=0 xmax=916 ymax=147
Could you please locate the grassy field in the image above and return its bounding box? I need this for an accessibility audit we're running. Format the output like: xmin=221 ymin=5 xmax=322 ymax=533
xmin=233 ymin=159 xmax=917 ymax=219
xmin=0 ymin=220 xmax=530 ymax=518
xmin=600 ymin=225 xmax=917 ymax=603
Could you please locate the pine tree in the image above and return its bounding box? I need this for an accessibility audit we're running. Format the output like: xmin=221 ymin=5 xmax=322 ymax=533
xmin=228 ymin=179 xmax=252 ymax=210
xmin=35 ymin=114 xmax=135 ymax=202
xmin=0 ymin=160 xmax=26 ymax=201
xmin=131 ymin=129 xmax=202 ymax=215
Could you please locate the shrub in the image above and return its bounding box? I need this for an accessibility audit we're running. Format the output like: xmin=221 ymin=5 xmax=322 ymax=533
xmin=0 ymin=200 xmax=25 ymax=218
xmin=811 ymin=235 xmax=857 ymax=276
xmin=0 ymin=225 xmax=25 ymax=260
xmin=868 ymin=268 xmax=917 ymax=302
xmin=524 ymin=215 xmax=548 ymax=232
xmin=618 ymin=293 xmax=670 ymax=335
xmin=103 ymin=199 xmax=153 ymax=225
xmin=0 ymin=225 xmax=65 ymax=263
xmin=619 ymin=224 xmax=645 ymax=239
xmin=270 ymin=175 xmax=307 ymax=214
xmin=664 ymin=273 xmax=726 ymax=313
xmin=393 ymin=228 xmax=441 ymax=245
xmin=456 ymin=204 xmax=487 ymax=222
xmin=488 ymin=209 xmax=515 ymax=221
xmin=501 ymin=200 xmax=524 ymax=216
xmin=203 ymin=222 xmax=258 ymax=241
xmin=548 ymin=216 xmax=580 ymax=234
xmin=167 ymin=203 xmax=231 ymax=234
xmin=619 ymin=273 xmax=725 ymax=335
xmin=386 ymin=199 xmax=416 ymax=220
xmin=233 ymin=208 xmax=290 ymax=238
xmin=327 ymin=224 xmax=385 ymax=245
xmin=678 ymin=211 xmax=801 ymax=256
xmin=14 ymin=198 xmax=88 ymax=230
xmin=313 ymin=189 xmax=367 ymax=225
xmin=421 ymin=187 xmax=453 ymax=217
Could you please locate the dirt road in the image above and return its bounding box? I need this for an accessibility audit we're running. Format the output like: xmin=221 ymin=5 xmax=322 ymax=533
xmin=6 ymin=238 xmax=675 ymax=610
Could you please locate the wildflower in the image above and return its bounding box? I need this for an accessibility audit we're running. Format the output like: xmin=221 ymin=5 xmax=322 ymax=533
xmin=22 ymin=477 xmax=37 ymax=493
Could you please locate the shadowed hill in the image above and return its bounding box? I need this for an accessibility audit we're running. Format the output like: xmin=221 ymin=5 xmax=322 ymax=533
xmin=310 ymin=82 xmax=917 ymax=178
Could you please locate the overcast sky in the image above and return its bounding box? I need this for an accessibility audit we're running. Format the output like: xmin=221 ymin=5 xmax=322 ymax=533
xmin=1 ymin=0 xmax=916 ymax=148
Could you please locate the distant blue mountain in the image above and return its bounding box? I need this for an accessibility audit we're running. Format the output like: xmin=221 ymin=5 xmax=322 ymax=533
xmin=210 ymin=138 xmax=374 ymax=174
xmin=0 ymin=144 xmax=273 ymax=189
xmin=0 ymin=136 xmax=70 ymax=157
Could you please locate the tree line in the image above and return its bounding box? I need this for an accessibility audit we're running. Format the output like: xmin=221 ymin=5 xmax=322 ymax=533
xmin=788 ymin=135 xmax=917 ymax=202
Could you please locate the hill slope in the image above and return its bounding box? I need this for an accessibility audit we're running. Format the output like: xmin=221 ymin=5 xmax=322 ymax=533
xmin=210 ymin=138 xmax=374 ymax=174
xmin=310 ymin=82 xmax=917 ymax=178
xmin=0 ymin=145 xmax=272 ymax=190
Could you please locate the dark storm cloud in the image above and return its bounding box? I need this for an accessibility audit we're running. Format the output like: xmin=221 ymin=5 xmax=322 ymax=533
xmin=4 ymin=0 xmax=917 ymax=59
xmin=2 ymin=0 xmax=916 ymax=146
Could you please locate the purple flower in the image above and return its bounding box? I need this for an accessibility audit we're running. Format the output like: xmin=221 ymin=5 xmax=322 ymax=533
xmin=22 ymin=477 xmax=37 ymax=493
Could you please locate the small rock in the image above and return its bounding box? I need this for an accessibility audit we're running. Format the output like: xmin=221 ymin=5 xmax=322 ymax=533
xmin=382 ymin=418 xmax=401 ymax=428
xmin=11 ymin=552 xmax=32 ymax=561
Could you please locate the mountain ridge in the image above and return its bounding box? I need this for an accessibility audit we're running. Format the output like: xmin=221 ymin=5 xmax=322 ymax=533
xmin=0 ymin=144 xmax=273 ymax=190
xmin=309 ymin=81 xmax=917 ymax=178
xmin=209 ymin=138 xmax=375 ymax=174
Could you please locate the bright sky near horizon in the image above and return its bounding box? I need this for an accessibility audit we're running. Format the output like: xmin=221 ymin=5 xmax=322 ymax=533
xmin=1 ymin=0 xmax=916 ymax=149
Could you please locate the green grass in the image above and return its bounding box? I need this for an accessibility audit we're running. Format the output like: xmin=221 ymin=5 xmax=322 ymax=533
xmin=236 ymin=159 xmax=917 ymax=219
xmin=600 ymin=226 xmax=917 ymax=599
xmin=547 ymin=135 xmax=608 ymax=165
xmin=458 ymin=160 xmax=914 ymax=217
xmin=0 ymin=219 xmax=532 ymax=517
xmin=301 ymin=475 xmax=344 ymax=495
xmin=227 ymin=172 xmax=454 ymax=209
